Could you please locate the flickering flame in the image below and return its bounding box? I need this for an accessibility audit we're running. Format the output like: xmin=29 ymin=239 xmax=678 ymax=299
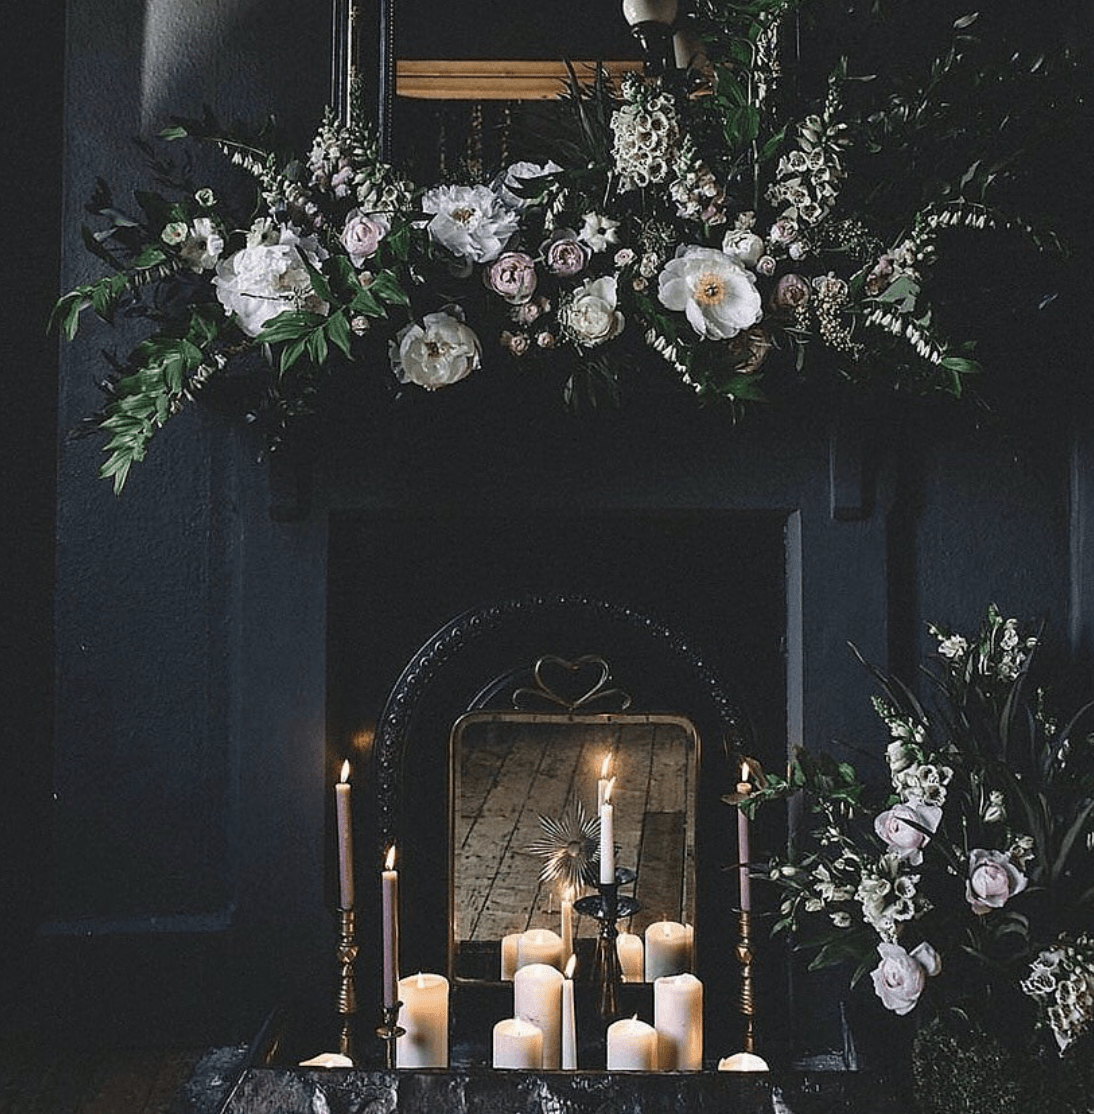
xmin=600 ymin=754 xmax=612 ymax=779
xmin=604 ymin=776 xmax=616 ymax=804
xmin=385 ymin=845 xmax=396 ymax=871
xmin=740 ymin=760 xmax=751 ymax=783
xmin=340 ymin=759 xmax=351 ymax=784
xmin=564 ymin=954 xmax=577 ymax=980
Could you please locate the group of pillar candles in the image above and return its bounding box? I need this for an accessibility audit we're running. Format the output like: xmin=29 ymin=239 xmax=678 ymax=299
xmin=333 ymin=755 xmax=757 ymax=1071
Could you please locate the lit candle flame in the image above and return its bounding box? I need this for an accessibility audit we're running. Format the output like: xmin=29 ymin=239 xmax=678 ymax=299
xmin=604 ymin=776 xmax=616 ymax=804
xmin=385 ymin=845 xmax=396 ymax=871
xmin=564 ymin=954 xmax=577 ymax=980
xmin=340 ymin=759 xmax=351 ymax=784
xmin=740 ymin=760 xmax=750 ymax=784
xmin=600 ymin=754 xmax=612 ymax=779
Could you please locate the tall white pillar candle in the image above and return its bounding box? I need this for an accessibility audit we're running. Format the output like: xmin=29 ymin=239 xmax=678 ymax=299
xmin=561 ymin=956 xmax=577 ymax=1070
xmin=654 ymin=972 xmax=703 ymax=1070
xmin=599 ymin=777 xmax=616 ymax=885
xmin=335 ymin=761 xmax=354 ymax=909
xmin=501 ymin=932 xmax=522 ymax=980
xmin=493 ymin=1018 xmax=543 ymax=1069
xmin=617 ymin=932 xmax=645 ymax=982
xmin=513 ymin=962 xmax=564 ymax=1068
xmin=606 ymin=1017 xmax=658 ymax=1070
xmin=395 ymin=972 xmax=449 ymax=1067
xmin=645 ymin=920 xmax=692 ymax=980
xmin=737 ymin=764 xmax=752 ymax=912
xmin=381 ymin=846 xmax=399 ymax=1007
xmin=516 ymin=928 xmax=564 ymax=971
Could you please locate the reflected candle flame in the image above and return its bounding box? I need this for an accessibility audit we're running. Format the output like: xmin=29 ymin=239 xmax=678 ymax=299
xmin=600 ymin=755 xmax=612 ymax=779
xmin=564 ymin=954 xmax=577 ymax=979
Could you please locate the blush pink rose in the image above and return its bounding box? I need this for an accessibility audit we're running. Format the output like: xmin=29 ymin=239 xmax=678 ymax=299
xmin=341 ymin=209 xmax=390 ymax=266
xmin=965 ymin=848 xmax=1028 ymax=915
xmin=484 ymin=251 xmax=538 ymax=304
xmin=870 ymin=941 xmax=941 ymax=1015
xmin=542 ymin=231 xmax=589 ymax=277
xmin=874 ymin=801 xmax=942 ymax=865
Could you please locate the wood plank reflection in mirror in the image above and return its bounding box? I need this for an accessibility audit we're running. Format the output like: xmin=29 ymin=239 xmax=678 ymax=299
xmin=396 ymin=60 xmax=642 ymax=100
xmin=452 ymin=712 xmax=696 ymax=982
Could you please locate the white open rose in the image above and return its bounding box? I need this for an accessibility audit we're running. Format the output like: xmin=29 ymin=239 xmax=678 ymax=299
xmin=389 ymin=310 xmax=481 ymax=390
xmin=874 ymin=801 xmax=942 ymax=865
xmin=213 ymin=225 xmax=328 ymax=337
xmin=559 ymin=275 xmax=625 ymax=348
xmin=871 ymin=941 xmax=941 ymax=1015
xmin=657 ymin=246 xmax=762 ymax=340
xmin=421 ymin=183 xmax=519 ymax=264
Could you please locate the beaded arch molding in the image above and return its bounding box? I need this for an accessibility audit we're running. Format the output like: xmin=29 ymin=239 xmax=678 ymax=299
xmin=372 ymin=592 xmax=749 ymax=851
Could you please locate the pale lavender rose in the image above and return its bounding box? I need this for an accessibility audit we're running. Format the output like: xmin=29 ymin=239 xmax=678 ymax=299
xmin=768 ymin=217 xmax=799 ymax=245
xmin=966 ymin=848 xmax=1028 ymax=915
xmin=484 ymin=251 xmax=538 ymax=305
xmin=341 ymin=209 xmax=390 ymax=266
xmin=542 ymin=230 xmax=589 ymax=277
xmin=756 ymin=255 xmax=777 ymax=277
xmin=874 ymin=801 xmax=942 ymax=865
xmin=871 ymin=941 xmax=942 ymax=1015
xmin=770 ymin=273 xmax=811 ymax=313
xmin=500 ymin=330 xmax=530 ymax=356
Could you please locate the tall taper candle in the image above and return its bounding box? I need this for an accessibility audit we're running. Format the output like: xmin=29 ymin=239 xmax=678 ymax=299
xmin=737 ymin=762 xmax=752 ymax=912
xmin=599 ymin=777 xmax=616 ymax=884
xmin=382 ymin=845 xmax=399 ymax=1007
xmin=560 ymin=888 xmax=574 ymax=968
xmin=561 ymin=955 xmax=577 ymax=1069
xmin=335 ymin=761 xmax=354 ymax=909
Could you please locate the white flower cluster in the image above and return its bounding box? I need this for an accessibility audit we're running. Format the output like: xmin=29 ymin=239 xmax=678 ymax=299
xmin=1022 ymin=938 xmax=1094 ymax=1052
xmin=668 ymin=136 xmax=726 ymax=224
xmin=765 ymin=115 xmax=845 ymax=226
xmin=873 ymin=696 xmax=954 ymax=807
xmin=610 ymin=80 xmax=680 ymax=192
xmin=856 ymin=852 xmax=926 ymax=940
xmin=307 ymin=115 xmax=410 ymax=216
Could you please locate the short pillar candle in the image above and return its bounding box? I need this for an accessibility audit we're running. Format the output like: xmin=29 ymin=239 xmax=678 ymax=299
xmin=516 ymin=928 xmax=564 ymax=972
xmin=395 ymin=972 xmax=449 ymax=1068
xmin=493 ymin=1018 xmax=544 ymax=1069
xmin=606 ymin=1016 xmax=659 ymax=1070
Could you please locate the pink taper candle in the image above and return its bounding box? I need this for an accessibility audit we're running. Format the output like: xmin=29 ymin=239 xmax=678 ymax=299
xmin=382 ymin=845 xmax=400 ymax=1006
xmin=335 ymin=760 xmax=354 ymax=909
xmin=737 ymin=762 xmax=752 ymax=912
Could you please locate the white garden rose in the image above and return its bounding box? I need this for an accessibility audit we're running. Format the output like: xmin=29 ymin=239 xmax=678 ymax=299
xmin=870 ymin=941 xmax=941 ymax=1015
xmin=721 ymin=229 xmax=764 ymax=268
xmin=421 ymin=183 xmax=519 ymax=264
xmin=874 ymin=801 xmax=942 ymax=865
xmin=657 ymin=246 xmax=762 ymax=340
xmin=389 ymin=310 xmax=481 ymax=390
xmin=559 ymin=275 xmax=625 ymax=348
xmin=213 ymin=225 xmax=328 ymax=337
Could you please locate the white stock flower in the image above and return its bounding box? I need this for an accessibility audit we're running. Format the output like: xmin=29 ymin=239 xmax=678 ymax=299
xmin=559 ymin=276 xmax=625 ymax=348
xmin=938 ymin=634 xmax=968 ymax=660
xmin=657 ymin=246 xmax=762 ymax=340
xmin=870 ymin=941 xmax=941 ymax=1015
xmin=982 ymin=790 xmax=1007 ymax=824
xmin=389 ymin=310 xmax=481 ymax=390
xmin=213 ymin=225 xmax=328 ymax=337
xmin=421 ymin=183 xmax=519 ymax=263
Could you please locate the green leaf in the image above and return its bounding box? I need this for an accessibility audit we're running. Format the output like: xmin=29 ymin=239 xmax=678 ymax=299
xmin=326 ymin=311 xmax=353 ymax=360
xmin=255 ymin=310 xmax=327 ymax=344
xmin=159 ymin=124 xmax=190 ymax=141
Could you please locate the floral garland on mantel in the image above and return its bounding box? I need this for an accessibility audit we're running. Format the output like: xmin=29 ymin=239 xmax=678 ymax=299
xmin=54 ymin=1 xmax=1076 ymax=491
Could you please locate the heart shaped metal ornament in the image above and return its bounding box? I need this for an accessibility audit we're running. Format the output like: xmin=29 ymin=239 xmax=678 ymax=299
xmin=513 ymin=655 xmax=632 ymax=712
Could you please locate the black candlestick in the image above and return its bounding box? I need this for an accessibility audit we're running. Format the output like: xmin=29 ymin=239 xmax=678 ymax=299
xmin=574 ymin=869 xmax=640 ymax=1022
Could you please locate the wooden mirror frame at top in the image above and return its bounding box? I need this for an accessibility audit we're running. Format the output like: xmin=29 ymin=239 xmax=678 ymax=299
xmin=330 ymin=0 xmax=643 ymax=159
xmin=371 ymin=593 xmax=753 ymax=1060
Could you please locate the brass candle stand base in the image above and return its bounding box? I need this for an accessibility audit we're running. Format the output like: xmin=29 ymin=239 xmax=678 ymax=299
xmin=736 ymin=908 xmax=758 ymax=1056
xmin=376 ymin=1001 xmax=405 ymax=1069
xmin=574 ymin=870 xmax=639 ymax=1022
xmin=336 ymin=908 xmax=358 ymax=1062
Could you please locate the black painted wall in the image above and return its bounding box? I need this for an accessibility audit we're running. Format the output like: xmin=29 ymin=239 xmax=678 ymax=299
xmin=10 ymin=0 xmax=1091 ymax=1063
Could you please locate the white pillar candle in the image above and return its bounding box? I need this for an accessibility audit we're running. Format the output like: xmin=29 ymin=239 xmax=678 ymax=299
xmin=381 ymin=846 xmax=399 ymax=1007
xmin=516 ymin=928 xmax=564 ymax=972
xmin=335 ymin=761 xmax=354 ymax=909
xmin=395 ymin=972 xmax=449 ymax=1068
xmin=493 ymin=1018 xmax=543 ymax=1069
xmin=719 ymin=1051 xmax=769 ymax=1072
xmin=501 ymin=932 xmax=522 ymax=980
xmin=617 ymin=932 xmax=645 ymax=982
xmin=513 ymin=962 xmax=564 ymax=1068
xmin=599 ymin=777 xmax=616 ymax=885
xmin=654 ymin=972 xmax=703 ymax=1070
xmin=560 ymin=892 xmax=574 ymax=968
xmin=737 ymin=763 xmax=752 ymax=912
xmin=606 ymin=1016 xmax=658 ymax=1071
xmin=561 ymin=956 xmax=577 ymax=1070
xmin=645 ymin=920 xmax=692 ymax=980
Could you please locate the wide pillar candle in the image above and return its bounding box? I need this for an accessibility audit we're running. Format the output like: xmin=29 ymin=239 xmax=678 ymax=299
xmin=513 ymin=962 xmax=564 ymax=1068
xmin=645 ymin=920 xmax=692 ymax=980
xmin=395 ymin=973 xmax=449 ymax=1068
xmin=654 ymin=972 xmax=703 ymax=1070
xmin=606 ymin=1017 xmax=658 ymax=1070
xmin=617 ymin=932 xmax=645 ymax=982
xmin=493 ymin=1018 xmax=543 ymax=1069
xmin=516 ymin=928 xmax=564 ymax=972
xmin=500 ymin=932 xmax=522 ymax=980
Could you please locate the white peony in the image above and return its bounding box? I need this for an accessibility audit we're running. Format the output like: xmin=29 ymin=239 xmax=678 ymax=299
xmin=657 ymin=246 xmax=762 ymax=340
xmin=559 ymin=275 xmax=625 ymax=348
xmin=421 ymin=183 xmax=519 ymax=264
xmin=389 ymin=310 xmax=481 ymax=390
xmin=213 ymin=224 xmax=328 ymax=337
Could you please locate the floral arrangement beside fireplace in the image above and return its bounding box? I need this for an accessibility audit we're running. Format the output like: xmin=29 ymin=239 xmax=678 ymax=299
xmin=738 ymin=605 xmax=1094 ymax=1111
xmin=52 ymin=0 xmax=1078 ymax=492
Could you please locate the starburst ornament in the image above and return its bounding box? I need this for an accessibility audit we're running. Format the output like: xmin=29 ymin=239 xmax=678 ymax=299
xmin=526 ymin=801 xmax=601 ymax=892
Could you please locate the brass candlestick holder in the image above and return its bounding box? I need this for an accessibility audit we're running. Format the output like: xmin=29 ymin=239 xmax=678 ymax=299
xmin=574 ymin=868 xmax=639 ymax=1021
xmin=736 ymin=908 xmax=757 ymax=1055
xmin=336 ymin=908 xmax=358 ymax=1062
xmin=376 ymin=1000 xmax=404 ymax=1069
